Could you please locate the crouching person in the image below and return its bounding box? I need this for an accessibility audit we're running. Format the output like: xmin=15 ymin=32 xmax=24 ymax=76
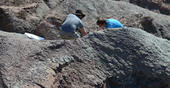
xmin=96 ymin=17 xmax=123 ymax=30
xmin=60 ymin=10 xmax=87 ymax=40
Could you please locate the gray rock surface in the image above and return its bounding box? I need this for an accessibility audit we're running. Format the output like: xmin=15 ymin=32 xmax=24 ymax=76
xmin=0 ymin=27 xmax=170 ymax=88
xmin=0 ymin=0 xmax=170 ymax=40
xmin=129 ymin=0 xmax=170 ymax=15
xmin=0 ymin=0 xmax=170 ymax=87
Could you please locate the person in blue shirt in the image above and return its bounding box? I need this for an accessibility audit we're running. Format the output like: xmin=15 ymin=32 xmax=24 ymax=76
xmin=96 ymin=17 xmax=123 ymax=30
xmin=60 ymin=10 xmax=87 ymax=39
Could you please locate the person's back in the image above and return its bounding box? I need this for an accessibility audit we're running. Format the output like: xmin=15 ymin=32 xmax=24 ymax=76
xmin=61 ymin=14 xmax=83 ymax=33
xmin=60 ymin=10 xmax=87 ymax=40
xmin=105 ymin=19 xmax=123 ymax=29
xmin=96 ymin=17 xmax=123 ymax=30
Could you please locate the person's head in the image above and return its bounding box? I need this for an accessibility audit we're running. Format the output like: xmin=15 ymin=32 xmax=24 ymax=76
xmin=74 ymin=10 xmax=85 ymax=19
xmin=96 ymin=17 xmax=106 ymax=29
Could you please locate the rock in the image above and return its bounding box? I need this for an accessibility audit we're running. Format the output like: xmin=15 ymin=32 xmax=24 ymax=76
xmin=0 ymin=4 xmax=40 ymax=33
xmin=1 ymin=0 xmax=170 ymax=40
xmin=140 ymin=15 xmax=170 ymax=40
xmin=0 ymin=27 xmax=170 ymax=88
xmin=35 ymin=20 xmax=60 ymax=40
xmin=129 ymin=0 xmax=170 ymax=15
xmin=0 ymin=0 xmax=170 ymax=88
xmin=0 ymin=0 xmax=50 ymax=33
xmin=34 ymin=11 xmax=64 ymax=40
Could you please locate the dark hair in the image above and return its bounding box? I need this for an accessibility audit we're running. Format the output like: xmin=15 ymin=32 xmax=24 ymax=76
xmin=96 ymin=17 xmax=106 ymax=25
xmin=74 ymin=10 xmax=85 ymax=19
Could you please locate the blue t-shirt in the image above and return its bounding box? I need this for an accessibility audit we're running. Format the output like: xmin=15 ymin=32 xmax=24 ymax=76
xmin=105 ymin=19 xmax=123 ymax=29
xmin=61 ymin=14 xmax=84 ymax=32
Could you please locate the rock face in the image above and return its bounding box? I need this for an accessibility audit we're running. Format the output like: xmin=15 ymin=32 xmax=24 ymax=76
xmin=0 ymin=0 xmax=170 ymax=88
xmin=0 ymin=0 xmax=170 ymax=40
xmin=0 ymin=27 xmax=170 ymax=88
xmin=129 ymin=0 xmax=170 ymax=15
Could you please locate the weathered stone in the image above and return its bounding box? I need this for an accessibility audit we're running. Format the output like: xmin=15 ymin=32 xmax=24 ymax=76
xmin=0 ymin=27 xmax=170 ymax=88
xmin=0 ymin=0 xmax=170 ymax=87
xmin=129 ymin=0 xmax=170 ymax=15
xmin=1 ymin=0 xmax=170 ymax=40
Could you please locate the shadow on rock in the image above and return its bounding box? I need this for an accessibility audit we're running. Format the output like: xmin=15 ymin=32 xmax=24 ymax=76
xmin=103 ymin=71 xmax=169 ymax=88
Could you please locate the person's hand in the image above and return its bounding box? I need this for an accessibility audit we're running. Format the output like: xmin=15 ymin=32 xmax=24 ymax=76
xmin=79 ymin=28 xmax=87 ymax=37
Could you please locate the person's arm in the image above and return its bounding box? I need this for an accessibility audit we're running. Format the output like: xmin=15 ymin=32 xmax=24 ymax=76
xmin=79 ymin=27 xmax=87 ymax=37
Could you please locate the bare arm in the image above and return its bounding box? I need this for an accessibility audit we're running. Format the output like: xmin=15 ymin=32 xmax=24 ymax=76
xmin=79 ymin=27 xmax=87 ymax=37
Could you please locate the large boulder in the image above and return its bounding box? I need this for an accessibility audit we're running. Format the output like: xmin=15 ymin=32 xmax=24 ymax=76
xmin=1 ymin=0 xmax=170 ymax=40
xmin=0 ymin=27 xmax=170 ymax=88
xmin=0 ymin=0 xmax=50 ymax=33
xmin=0 ymin=3 xmax=40 ymax=33
xmin=140 ymin=16 xmax=170 ymax=40
xmin=129 ymin=0 xmax=170 ymax=15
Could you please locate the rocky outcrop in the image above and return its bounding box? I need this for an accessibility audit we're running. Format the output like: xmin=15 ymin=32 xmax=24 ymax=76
xmin=140 ymin=16 xmax=170 ymax=40
xmin=129 ymin=0 xmax=170 ymax=15
xmin=0 ymin=27 xmax=170 ymax=88
xmin=0 ymin=0 xmax=170 ymax=88
xmin=0 ymin=0 xmax=170 ymax=40
xmin=0 ymin=0 xmax=50 ymax=33
xmin=0 ymin=3 xmax=40 ymax=33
